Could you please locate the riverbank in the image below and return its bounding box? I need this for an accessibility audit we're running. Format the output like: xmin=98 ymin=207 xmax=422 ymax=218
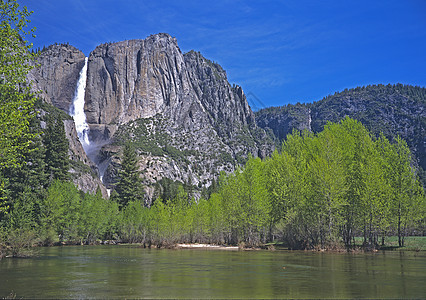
xmin=1 ymin=236 xmax=425 ymax=260
xmin=176 ymin=243 xmax=240 ymax=250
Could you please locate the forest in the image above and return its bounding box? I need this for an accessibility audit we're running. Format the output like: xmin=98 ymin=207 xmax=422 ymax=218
xmin=0 ymin=1 xmax=425 ymax=257
xmin=1 ymin=114 xmax=425 ymax=254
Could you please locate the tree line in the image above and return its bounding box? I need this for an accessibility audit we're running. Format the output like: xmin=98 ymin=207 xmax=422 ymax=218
xmin=113 ymin=117 xmax=425 ymax=249
xmin=4 ymin=115 xmax=424 ymax=251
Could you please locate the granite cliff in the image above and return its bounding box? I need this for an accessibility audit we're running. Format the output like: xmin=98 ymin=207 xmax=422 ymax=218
xmin=31 ymin=34 xmax=273 ymax=199
xmin=87 ymin=34 xmax=273 ymax=199
xmin=29 ymin=44 xmax=86 ymax=111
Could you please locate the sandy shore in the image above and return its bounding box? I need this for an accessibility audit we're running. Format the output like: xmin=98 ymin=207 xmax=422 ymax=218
xmin=176 ymin=243 xmax=239 ymax=250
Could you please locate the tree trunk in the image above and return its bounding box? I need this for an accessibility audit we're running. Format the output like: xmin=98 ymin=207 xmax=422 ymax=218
xmin=398 ymin=203 xmax=402 ymax=247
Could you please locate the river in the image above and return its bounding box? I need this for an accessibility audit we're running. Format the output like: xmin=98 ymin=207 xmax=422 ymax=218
xmin=1 ymin=246 xmax=425 ymax=298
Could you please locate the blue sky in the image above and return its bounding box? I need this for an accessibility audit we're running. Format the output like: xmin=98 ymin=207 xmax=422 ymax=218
xmin=20 ymin=0 xmax=426 ymax=108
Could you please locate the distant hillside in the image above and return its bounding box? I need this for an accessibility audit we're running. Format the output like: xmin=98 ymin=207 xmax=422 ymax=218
xmin=256 ymin=84 xmax=426 ymax=184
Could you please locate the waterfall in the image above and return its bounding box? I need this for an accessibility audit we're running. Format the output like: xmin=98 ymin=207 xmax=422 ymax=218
xmin=70 ymin=57 xmax=90 ymax=151
xmin=69 ymin=57 xmax=110 ymax=187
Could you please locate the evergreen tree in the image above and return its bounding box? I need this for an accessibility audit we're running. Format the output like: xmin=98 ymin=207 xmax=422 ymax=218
xmin=6 ymin=116 xmax=48 ymax=195
xmin=184 ymin=176 xmax=193 ymax=203
xmin=1 ymin=117 xmax=48 ymax=228
xmin=201 ymin=178 xmax=218 ymax=200
xmin=43 ymin=115 xmax=69 ymax=182
xmin=114 ymin=143 xmax=144 ymax=209
xmin=156 ymin=178 xmax=182 ymax=203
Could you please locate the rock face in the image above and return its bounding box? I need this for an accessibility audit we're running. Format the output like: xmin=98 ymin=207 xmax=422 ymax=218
xmin=30 ymin=44 xmax=86 ymax=112
xmin=63 ymin=119 xmax=108 ymax=198
xmin=85 ymin=34 xmax=182 ymax=125
xmin=85 ymin=34 xmax=273 ymax=196
xmin=83 ymin=34 xmax=260 ymax=143
xmin=256 ymin=103 xmax=312 ymax=141
xmin=30 ymin=34 xmax=274 ymax=199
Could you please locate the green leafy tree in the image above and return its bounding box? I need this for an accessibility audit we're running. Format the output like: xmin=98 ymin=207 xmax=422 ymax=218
xmin=207 ymin=192 xmax=225 ymax=244
xmin=42 ymin=180 xmax=81 ymax=242
xmin=360 ymin=150 xmax=390 ymax=247
xmin=120 ymin=200 xmax=152 ymax=244
xmin=0 ymin=0 xmax=37 ymax=216
xmin=266 ymin=151 xmax=300 ymax=242
xmin=80 ymin=190 xmax=119 ymax=243
xmin=218 ymin=171 xmax=242 ymax=245
xmin=273 ymin=130 xmax=313 ymax=248
xmin=173 ymin=186 xmax=193 ymax=242
xmin=150 ymin=198 xmax=168 ymax=246
xmin=379 ymin=136 xmax=424 ymax=246
xmin=311 ymin=123 xmax=348 ymax=245
xmin=237 ymin=156 xmax=269 ymax=246
xmin=189 ymin=197 xmax=209 ymax=243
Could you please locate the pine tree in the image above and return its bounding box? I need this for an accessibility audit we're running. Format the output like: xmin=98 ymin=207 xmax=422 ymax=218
xmin=1 ymin=117 xmax=48 ymax=227
xmin=114 ymin=143 xmax=144 ymax=209
xmin=43 ymin=115 xmax=69 ymax=182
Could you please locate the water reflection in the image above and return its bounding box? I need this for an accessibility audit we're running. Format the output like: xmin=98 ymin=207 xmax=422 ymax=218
xmin=1 ymin=246 xmax=425 ymax=298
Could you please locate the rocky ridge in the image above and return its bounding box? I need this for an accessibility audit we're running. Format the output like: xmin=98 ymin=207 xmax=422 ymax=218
xmin=256 ymin=102 xmax=312 ymax=142
xmin=255 ymin=84 xmax=426 ymax=183
xmin=86 ymin=34 xmax=274 ymax=198
xmin=31 ymin=34 xmax=274 ymax=199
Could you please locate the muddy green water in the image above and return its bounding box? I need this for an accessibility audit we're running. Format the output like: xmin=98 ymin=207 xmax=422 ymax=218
xmin=1 ymin=246 xmax=425 ymax=299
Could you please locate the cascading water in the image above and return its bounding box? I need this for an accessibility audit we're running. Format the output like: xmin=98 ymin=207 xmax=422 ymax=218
xmin=70 ymin=57 xmax=90 ymax=152
xmin=69 ymin=58 xmax=109 ymax=195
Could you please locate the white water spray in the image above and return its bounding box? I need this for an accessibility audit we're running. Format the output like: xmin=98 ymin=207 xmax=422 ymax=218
xmin=70 ymin=57 xmax=90 ymax=151
xmin=70 ymin=57 xmax=110 ymax=186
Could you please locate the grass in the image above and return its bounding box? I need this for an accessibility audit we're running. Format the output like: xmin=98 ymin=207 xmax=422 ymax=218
xmin=380 ymin=236 xmax=426 ymax=251
xmin=265 ymin=237 xmax=426 ymax=252
xmin=354 ymin=236 xmax=426 ymax=251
